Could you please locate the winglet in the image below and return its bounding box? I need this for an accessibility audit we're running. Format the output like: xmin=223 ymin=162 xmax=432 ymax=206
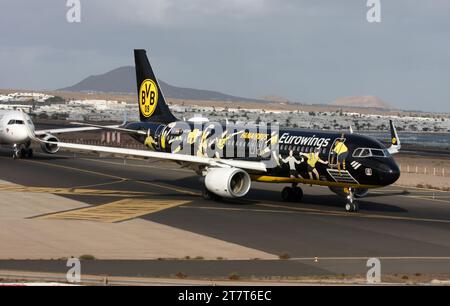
xmin=122 ymin=111 xmax=128 ymax=126
xmin=387 ymin=120 xmax=401 ymax=154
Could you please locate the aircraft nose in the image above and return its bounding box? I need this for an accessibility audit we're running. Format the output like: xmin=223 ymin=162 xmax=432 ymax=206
xmin=385 ymin=161 xmax=400 ymax=185
xmin=12 ymin=126 xmax=29 ymax=142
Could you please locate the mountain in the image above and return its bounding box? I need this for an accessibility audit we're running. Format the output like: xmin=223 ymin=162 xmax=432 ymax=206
xmin=59 ymin=66 xmax=262 ymax=102
xmin=330 ymin=96 xmax=393 ymax=109
xmin=260 ymin=95 xmax=290 ymax=103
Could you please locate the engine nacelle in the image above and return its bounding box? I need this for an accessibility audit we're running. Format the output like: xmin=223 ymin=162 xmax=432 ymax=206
xmin=204 ymin=168 xmax=251 ymax=198
xmin=40 ymin=134 xmax=60 ymax=154
xmin=328 ymin=187 xmax=369 ymax=198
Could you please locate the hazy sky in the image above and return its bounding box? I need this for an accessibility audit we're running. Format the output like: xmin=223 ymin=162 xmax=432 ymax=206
xmin=1 ymin=0 xmax=449 ymax=112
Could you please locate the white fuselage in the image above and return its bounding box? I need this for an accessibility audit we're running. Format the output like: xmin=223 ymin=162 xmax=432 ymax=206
xmin=0 ymin=110 xmax=34 ymax=146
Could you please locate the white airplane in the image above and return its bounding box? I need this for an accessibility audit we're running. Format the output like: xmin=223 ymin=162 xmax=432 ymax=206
xmin=0 ymin=109 xmax=108 ymax=159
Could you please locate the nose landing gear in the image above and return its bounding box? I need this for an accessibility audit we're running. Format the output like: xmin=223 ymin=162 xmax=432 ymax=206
xmin=281 ymin=183 xmax=303 ymax=202
xmin=344 ymin=188 xmax=359 ymax=212
xmin=12 ymin=143 xmax=33 ymax=159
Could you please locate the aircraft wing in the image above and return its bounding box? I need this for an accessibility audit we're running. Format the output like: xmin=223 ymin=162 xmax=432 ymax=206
xmin=34 ymin=125 xmax=119 ymax=136
xmin=69 ymin=122 xmax=147 ymax=135
xmin=33 ymin=138 xmax=268 ymax=172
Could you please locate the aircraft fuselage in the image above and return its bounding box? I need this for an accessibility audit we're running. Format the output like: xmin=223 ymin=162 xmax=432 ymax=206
xmin=124 ymin=121 xmax=400 ymax=189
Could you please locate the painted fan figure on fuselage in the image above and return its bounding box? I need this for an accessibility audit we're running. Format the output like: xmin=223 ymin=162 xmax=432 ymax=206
xmin=281 ymin=150 xmax=303 ymax=178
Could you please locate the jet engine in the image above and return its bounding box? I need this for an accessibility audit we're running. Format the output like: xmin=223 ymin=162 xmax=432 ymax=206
xmin=40 ymin=134 xmax=60 ymax=154
xmin=329 ymin=187 xmax=369 ymax=198
xmin=204 ymin=168 xmax=251 ymax=198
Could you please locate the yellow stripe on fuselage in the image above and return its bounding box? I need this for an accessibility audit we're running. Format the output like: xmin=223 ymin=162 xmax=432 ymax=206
xmin=250 ymin=175 xmax=378 ymax=189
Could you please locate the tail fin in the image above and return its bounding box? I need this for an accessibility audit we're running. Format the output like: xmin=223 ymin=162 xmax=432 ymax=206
xmin=134 ymin=49 xmax=177 ymax=123
xmin=387 ymin=120 xmax=401 ymax=154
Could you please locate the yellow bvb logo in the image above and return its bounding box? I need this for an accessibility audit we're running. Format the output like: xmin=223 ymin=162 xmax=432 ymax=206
xmin=139 ymin=79 xmax=158 ymax=117
xmin=392 ymin=137 xmax=397 ymax=145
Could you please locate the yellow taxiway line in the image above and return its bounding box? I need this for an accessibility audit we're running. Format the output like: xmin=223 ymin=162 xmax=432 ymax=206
xmin=14 ymin=158 xmax=199 ymax=196
xmin=37 ymin=198 xmax=190 ymax=223
xmin=0 ymin=184 xmax=153 ymax=197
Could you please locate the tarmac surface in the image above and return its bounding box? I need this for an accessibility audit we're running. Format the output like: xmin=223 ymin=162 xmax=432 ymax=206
xmin=1 ymin=146 xmax=450 ymax=280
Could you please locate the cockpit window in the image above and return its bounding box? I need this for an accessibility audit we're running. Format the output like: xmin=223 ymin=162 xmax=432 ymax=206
xmin=353 ymin=148 xmax=389 ymax=158
xmin=371 ymin=149 xmax=386 ymax=157
xmin=8 ymin=119 xmax=24 ymax=125
xmin=353 ymin=148 xmax=371 ymax=157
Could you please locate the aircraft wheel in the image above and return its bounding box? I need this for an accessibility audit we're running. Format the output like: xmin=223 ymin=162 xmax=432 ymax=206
xmin=293 ymin=187 xmax=303 ymax=202
xmin=25 ymin=148 xmax=33 ymax=158
xmin=281 ymin=187 xmax=293 ymax=202
xmin=13 ymin=148 xmax=24 ymax=159
xmin=345 ymin=203 xmax=352 ymax=212
xmin=202 ymin=188 xmax=221 ymax=201
xmin=344 ymin=202 xmax=359 ymax=212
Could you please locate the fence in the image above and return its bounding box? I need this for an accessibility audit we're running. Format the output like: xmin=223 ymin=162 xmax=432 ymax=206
xmin=399 ymin=164 xmax=449 ymax=177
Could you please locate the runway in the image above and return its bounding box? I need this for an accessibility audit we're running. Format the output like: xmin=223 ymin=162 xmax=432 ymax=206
xmin=1 ymin=147 xmax=450 ymax=280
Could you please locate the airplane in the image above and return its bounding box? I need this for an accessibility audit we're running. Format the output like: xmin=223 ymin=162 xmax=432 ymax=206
xmin=31 ymin=49 xmax=401 ymax=212
xmin=0 ymin=109 xmax=113 ymax=159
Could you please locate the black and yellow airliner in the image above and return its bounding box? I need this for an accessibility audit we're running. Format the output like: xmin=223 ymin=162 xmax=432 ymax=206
xmin=33 ymin=49 xmax=401 ymax=212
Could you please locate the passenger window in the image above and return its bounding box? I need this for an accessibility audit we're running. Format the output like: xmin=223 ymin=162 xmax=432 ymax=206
xmin=8 ymin=120 xmax=15 ymax=125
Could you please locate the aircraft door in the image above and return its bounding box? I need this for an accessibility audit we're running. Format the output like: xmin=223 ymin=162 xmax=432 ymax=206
xmin=249 ymin=139 xmax=257 ymax=157
xmin=328 ymin=137 xmax=347 ymax=167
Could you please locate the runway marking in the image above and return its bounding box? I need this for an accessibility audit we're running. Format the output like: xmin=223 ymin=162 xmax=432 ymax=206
xmin=70 ymin=178 xmax=127 ymax=189
xmin=181 ymin=204 xmax=450 ymax=224
xmin=13 ymin=158 xmax=199 ymax=196
xmin=371 ymin=191 xmax=450 ymax=202
xmin=259 ymin=203 xmax=450 ymax=223
xmin=383 ymin=186 xmax=450 ymax=196
xmin=393 ymin=184 xmax=450 ymax=193
xmin=288 ymin=256 xmax=450 ymax=261
xmin=37 ymin=198 xmax=190 ymax=223
xmin=78 ymin=158 xmax=200 ymax=196
xmin=0 ymin=184 xmax=153 ymax=197
xmin=370 ymin=188 xmax=450 ymax=204
xmin=400 ymin=195 xmax=450 ymax=203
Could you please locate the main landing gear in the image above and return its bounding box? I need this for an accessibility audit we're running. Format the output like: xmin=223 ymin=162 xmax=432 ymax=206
xmin=202 ymin=187 xmax=222 ymax=201
xmin=281 ymin=183 xmax=303 ymax=202
xmin=12 ymin=143 xmax=33 ymax=159
xmin=344 ymin=188 xmax=359 ymax=213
